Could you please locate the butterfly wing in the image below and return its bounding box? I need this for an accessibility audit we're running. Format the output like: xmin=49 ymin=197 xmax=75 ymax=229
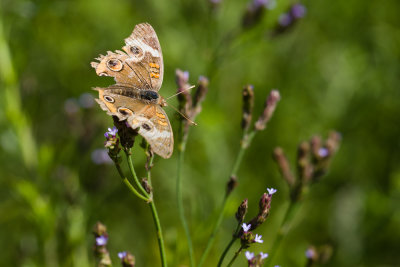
xmin=91 ymin=23 xmax=164 ymax=91
xmin=95 ymin=87 xmax=173 ymax=158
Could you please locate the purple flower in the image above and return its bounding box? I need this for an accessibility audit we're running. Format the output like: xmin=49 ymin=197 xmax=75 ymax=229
xmin=253 ymin=0 xmax=269 ymax=8
xmin=278 ymin=13 xmax=292 ymax=26
xmin=267 ymin=188 xmax=277 ymax=195
xmin=104 ymin=126 xmax=118 ymax=138
xmin=254 ymin=234 xmax=263 ymax=243
xmin=260 ymin=252 xmax=269 ymax=259
xmin=95 ymin=235 xmax=108 ymax=246
xmin=291 ymin=4 xmax=306 ymax=19
xmin=245 ymin=251 xmax=255 ymax=260
xmin=318 ymin=147 xmax=329 ymax=158
xmin=242 ymin=223 xmax=251 ymax=232
xmin=305 ymin=248 xmax=316 ymax=259
xmin=118 ymin=251 xmax=127 ymax=259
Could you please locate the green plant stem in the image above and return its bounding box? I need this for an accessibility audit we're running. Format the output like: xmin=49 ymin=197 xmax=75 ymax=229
xmin=198 ymin=130 xmax=256 ymax=267
xmin=149 ymin=193 xmax=168 ymax=267
xmin=177 ymin=124 xmax=195 ymax=267
xmin=123 ymin=149 xmax=168 ymax=267
xmin=266 ymin=200 xmax=301 ymax=267
xmin=226 ymin=245 xmax=244 ymax=267
xmin=125 ymin=150 xmax=150 ymax=198
xmin=217 ymin=223 xmax=242 ymax=267
xmin=115 ymin=164 xmax=149 ymax=202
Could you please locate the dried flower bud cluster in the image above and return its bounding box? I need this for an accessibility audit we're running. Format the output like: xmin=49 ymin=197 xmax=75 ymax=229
xmin=234 ymin=189 xmax=276 ymax=248
xmin=141 ymin=178 xmax=152 ymax=194
xmin=246 ymin=251 xmax=269 ymax=267
xmin=242 ymin=0 xmax=274 ymax=28
xmin=242 ymin=85 xmax=255 ymax=131
xmin=235 ymin=198 xmax=248 ymax=223
xmin=241 ymin=88 xmax=280 ymax=134
xmin=226 ymin=175 xmax=238 ymax=195
xmin=273 ymin=131 xmax=341 ymax=201
xmin=175 ymin=69 xmax=209 ymax=137
xmin=104 ymin=126 xmax=122 ymax=164
xmin=118 ymin=251 xmax=136 ymax=267
xmin=305 ymin=245 xmax=333 ymax=267
xmin=254 ymin=90 xmax=281 ymax=131
xmin=93 ymin=222 xmax=112 ymax=266
xmin=247 ymin=189 xmax=276 ymax=230
xmin=112 ymin=116 xmax=138 ymax=151
xmin=272 ymin=3 xmax=307 ymax=36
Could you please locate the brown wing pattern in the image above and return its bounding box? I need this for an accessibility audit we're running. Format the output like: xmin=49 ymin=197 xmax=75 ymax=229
xmin=95 ymin=87 xmax=173 ymax=158
xmin=91 ymin=23 xmax=164 ymax=91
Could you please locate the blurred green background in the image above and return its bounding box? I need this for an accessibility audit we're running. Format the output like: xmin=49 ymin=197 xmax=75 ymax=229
xmin=1 ymin=0 xmax=399 ymax=266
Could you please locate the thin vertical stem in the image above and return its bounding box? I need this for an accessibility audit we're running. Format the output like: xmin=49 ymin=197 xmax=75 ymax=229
xmin=177 ymin=122 xmax=195 ymax=267
xmin=198 ymin=130 xmax=256 ymax=267
xmin=217 ymin=223 xmax=242 ymax=267
xmin=226 ymin=245 xmax=244 ymax=267
xmin=149 ymin=198 xmax=168 ymax=267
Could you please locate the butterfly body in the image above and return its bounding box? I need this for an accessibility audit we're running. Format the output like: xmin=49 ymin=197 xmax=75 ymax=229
xmin=91 ymin=23 xmax=173 ymax=158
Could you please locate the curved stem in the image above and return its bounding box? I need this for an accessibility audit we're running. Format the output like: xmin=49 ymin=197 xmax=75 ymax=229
xmin=125 ymin=150 xmax=150 ymax=198
xmin=115 ymin=164 xmax=149 ymax=202
xmin=177 ymin=124 xmax=195 ymax=267
xmin=226 ymin=245 xmax=244 ymax=267
xmin=217 ymin=223 xmax=241 ymax=267
xmin=266 ymin=201 xmax=300 ymax=267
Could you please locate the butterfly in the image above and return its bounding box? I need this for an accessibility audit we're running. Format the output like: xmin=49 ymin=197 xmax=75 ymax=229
xmin=91 ymin=23 xmax=173 ymax=158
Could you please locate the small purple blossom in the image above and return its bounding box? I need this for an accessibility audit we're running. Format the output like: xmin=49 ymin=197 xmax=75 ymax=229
xmin=245 ymin=251 xmax=255 ymax=260
xmin=318 ymin=147 xmax=329 ymax=158
xmin=254 ymin=234 xmax=263 ymax=243
xmin=242 ymin=223 xmax=251 ymax=232
xmin=278 ymin=13 xmax=292 ymax=26
xmin=305 ymin=248 xmax=316 ymax=259
xmin=118 ymin=251 xmax=127 ymax=259
xmin=267 ymin=188 xmax=277 ymax=195
xmin=104 ymin=126 xmax=118 ymax=138
xmin=253 ymin=0 xmax=269 ymax=8
xmin=95 ymin=235 xmax=108 ymax=246
xmin=260 ymin=252 xmax=269 ymax=259
xmin=291 ymin=4 xmax=306 ymax=19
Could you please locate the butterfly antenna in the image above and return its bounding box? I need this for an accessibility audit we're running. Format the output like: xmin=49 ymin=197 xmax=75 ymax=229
xmin=166 ymin=85 xmax=196 ymax=100
xmin=165 ymin=102 xmax=198 ymax=126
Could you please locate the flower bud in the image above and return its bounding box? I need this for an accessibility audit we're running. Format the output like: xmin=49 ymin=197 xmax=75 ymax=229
xmin=226 ymin=175 xmax=238 ymax=195
xmin=254 ymin=90 xmax=280 ymax=131
xmin=235 ymin=199 xmax=248 ymax=223
xmin=112 ymin=116 xmax=137 ymax=150
xmin=118 ymin=251 xmax=136 ymax=267
xmin=141 ymin=178 xmax=152 ymax=194
xmin=273 ymin=147 xmax=295 ymax=187
xmin=242 ymin=85 xmax=254 ymax=131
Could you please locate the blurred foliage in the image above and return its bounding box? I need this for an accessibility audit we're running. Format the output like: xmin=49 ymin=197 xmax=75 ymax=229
xmin=0 ymin=0 xmax=399 ymax=266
